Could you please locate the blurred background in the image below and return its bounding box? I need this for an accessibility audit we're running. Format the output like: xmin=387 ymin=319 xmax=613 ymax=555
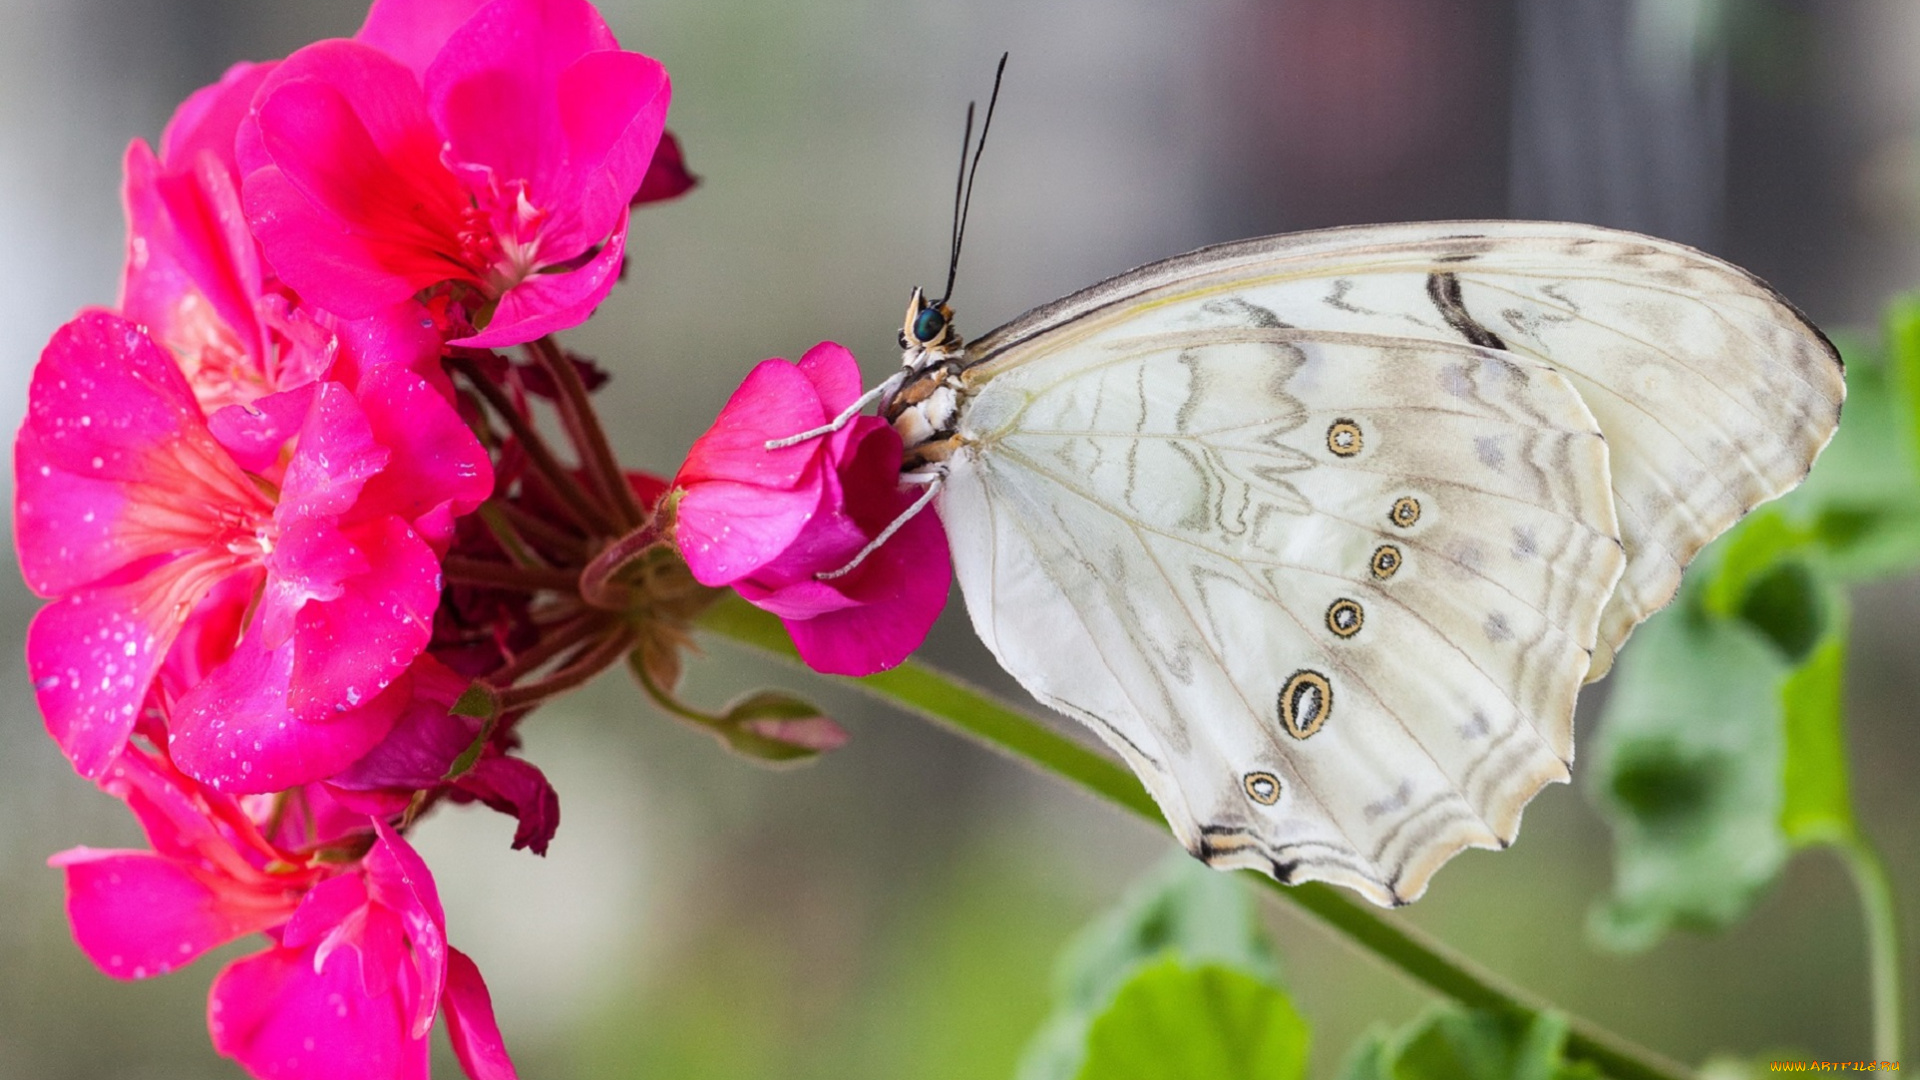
xmin=1 ymin=0 xmax=1918 ymax=1075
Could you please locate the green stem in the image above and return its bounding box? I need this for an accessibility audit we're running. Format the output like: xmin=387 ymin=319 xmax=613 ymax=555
xmin=698 ymin=597 xmax=1692 ymax=1080
xmin=1836 ymin=836 xmax=1903 ymax=1062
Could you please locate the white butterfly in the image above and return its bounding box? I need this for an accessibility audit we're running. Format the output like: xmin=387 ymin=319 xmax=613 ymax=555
xmin=867 ymin=219 xmax=1841 ymax=906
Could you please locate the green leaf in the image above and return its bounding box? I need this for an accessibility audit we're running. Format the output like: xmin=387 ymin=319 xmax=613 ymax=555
xmin=1779 ymin=630 xmax=1856 ymax=846
xmin=1886 ymin=293 xmax=1920 ymax=474
xmin=1776 ymin=325 xmax=1920 ymax=580
xmin=1732 ymin=559 xmax=1826 ymax=661
xmin=1074 ymin=959 xmax=1308 ymax=1080
xmin=1587 ymin=595 xmax=1790 ymax=951
xmin=1333 ymin=1030 xmax=1395 ymax=1080
xmin=1337 ymin=1008 xmax=1600 ymax=1080
xmin=1019 ymin=854 xmax=1281 ymax=1080
xmin=1699 ymin=510 xmax=1814 ymax=623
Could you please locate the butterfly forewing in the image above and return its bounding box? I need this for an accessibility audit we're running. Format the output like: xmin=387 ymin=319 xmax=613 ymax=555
xmin=940 ymin=221 xmax=1839 ymax=905
xmin=966 ymin=221 xmax=1844 ymax=680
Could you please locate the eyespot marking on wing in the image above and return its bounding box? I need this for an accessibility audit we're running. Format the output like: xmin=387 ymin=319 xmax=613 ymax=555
xmin=1244 ymin=771 xmax=1282 ymax=805
xmin=1370 ymin=544 xmax=1403 ymax=579
xmin=1327 ymin=418 xmax=1363 ymax=457
xmin=1326 ymin=598 xmax=1364 ymax=638
xmin=1390 ymin=496 xmax=1422 ymax=528
xmin=1278 ymin=670 xmax=1332 ymax=739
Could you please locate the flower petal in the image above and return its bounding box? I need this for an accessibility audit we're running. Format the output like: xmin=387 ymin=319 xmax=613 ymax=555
xmin=443 ymin=948 xmax=519 ymax=1080
xmin=631 ymin=129 xmax=696 ymax=206
xmin=288 ymin=516 xmax=444 ymax=721
xmin=160 ymin=61 xmax=277 ymax=179
xmin=784 ymin=503 xmax=949 ymax=676
xmin=346 ymin=364 xmax=493 ymax=549
xmin=169 ymin=628 xmax=411 ymax=794
xmin=424 ymin=0 xmax=622 ymax=200
xmin=356 ymin=0 xmax=490 ymax=79
xmin=246 ymin=41 xmax=470 ymax=317
xmin=51 ymin=849 xmax=287 ymax=980
xmin=368 ymin=820 xmax=448 ymax=1038
xmin=331 ymin=658 xmax=474 ymax=791
xmin=452 ymin=755 xmax=560 ymax=855
xmin=210 ymin=942 xmax=430 ymax=1080
xmin=674 ymin=479 xmax=823 ymax=587
xmin=449 ymin=216 xmax=627 ymax=348
xmin=28 ymin=585 xmax=180 ymax=778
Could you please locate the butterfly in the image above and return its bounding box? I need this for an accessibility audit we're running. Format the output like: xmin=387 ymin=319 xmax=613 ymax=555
xmin=866 ymin=217 xmax=1843 ymax=907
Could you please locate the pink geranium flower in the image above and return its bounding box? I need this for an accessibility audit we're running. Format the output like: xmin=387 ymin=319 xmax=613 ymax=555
xmin=16 ymin=312 xmax=490 ymax=787
xmin=241 ymin=0 xmax=671 ymax=347
xmin=50 ymin=748 xmax=317 ymax=981
xmin=122 ymin=59 xmax=447 ymax=415
xmin=209 ymin=821 xmax=515 ymax=1080
xmin=52 ymin=750 xmax=515 ymax=1080
xmin=672 ymin=342 xmax=949 ymax=676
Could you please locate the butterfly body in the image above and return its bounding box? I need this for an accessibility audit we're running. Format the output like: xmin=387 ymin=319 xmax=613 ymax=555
xmin=884 ymin=220 xmax=1841 ymax=905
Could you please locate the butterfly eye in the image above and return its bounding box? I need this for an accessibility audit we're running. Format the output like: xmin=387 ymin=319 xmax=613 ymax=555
xmin=912 ymin=306 xmax=948 ymax=344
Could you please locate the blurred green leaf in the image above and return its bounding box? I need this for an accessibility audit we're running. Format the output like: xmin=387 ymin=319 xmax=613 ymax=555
xmin=1732 ymin=559 xmax=1825 ymax=661
xmin=1700 ymin=511 xmax=1813 ymax=622
xmin=1074 ymin=959 xmax=1308 ymax=1080
xmin=1588 ymin=595 xmax=1790 ymax=951
xmin=1335 ymin=1031 xmax=1396 ymax=1080
xmin=1775 ymin=326 xmax=1920 ymax=581
xmin=1779 ymin=631 xmax=1855 ymax=846
xmin=1019 ymin=855 xmax=1280 ymax=1080
xmin=1336 ymin=1008 xmax=1600 ymax=1080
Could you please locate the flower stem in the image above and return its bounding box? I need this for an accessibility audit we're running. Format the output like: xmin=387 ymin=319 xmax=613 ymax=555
xmin=495 ymin=624 xmax=636 ymax=713
xmin=527 ymin=336 xmax=643 ymax=529
xmin=697 ymin=597 xmax=1694 ymax=1080
xmin=1836 ymin=835 xmax=1903 ymax=1062
xmin=442 ymin=555 xmax=582 ymax=593
xmin=579 ymin=523 xmax=661 ymax=611
xmin=451 ymin=355 xmax=620 ymax=536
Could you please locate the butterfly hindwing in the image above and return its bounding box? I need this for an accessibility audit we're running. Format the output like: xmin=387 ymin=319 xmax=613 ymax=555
xmin=942 ymin=320 xmax=1624 ymax=904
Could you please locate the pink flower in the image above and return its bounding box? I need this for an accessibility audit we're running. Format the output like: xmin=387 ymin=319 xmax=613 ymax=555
xmin=241 ymin=0 xmax=672 ymax=347
xmin=16 ymin=311 xmax=490 ymax=787
xmin=51 ymin=751 xmax=516 ymax=1080
xmin=121 ymin=61 xmax=447 ymax=415
xmin=209 ymin=821 xmax=516 ymax=1080
xmin=50 ymin=749 xmax=316 ymax=981
xmin=672 ymin=342 xmax=949 ymax=676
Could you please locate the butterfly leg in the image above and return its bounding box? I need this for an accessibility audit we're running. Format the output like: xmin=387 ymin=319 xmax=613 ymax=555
xmin=815 ymin=472 xmax=946 ymax=581
xmin=764 ymin=369 xmax=909 ymax=450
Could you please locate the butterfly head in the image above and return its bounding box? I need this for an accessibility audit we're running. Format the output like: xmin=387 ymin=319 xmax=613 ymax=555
xmin=899 ymin=287 xmax=960 ymax=354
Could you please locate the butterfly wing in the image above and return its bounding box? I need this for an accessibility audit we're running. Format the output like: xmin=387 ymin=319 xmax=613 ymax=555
xmin=944 ymin=221 xmax=1839 ymax=904
xmin=965 ymin=221 xmax=1844 ymax=680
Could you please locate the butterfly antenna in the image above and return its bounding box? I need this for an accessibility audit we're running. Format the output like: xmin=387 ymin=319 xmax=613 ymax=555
xmin=940 ymin=52 xmax=1008 ymax=306
xmin=943 ymin=102 xmax=975 ymax=301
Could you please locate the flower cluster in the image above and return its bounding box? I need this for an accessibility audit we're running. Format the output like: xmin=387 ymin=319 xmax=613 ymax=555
xmin=16 ymin=0 xmax=694 ymax=1075
xmin=20 ymin=0 xmax=952 ymax=1074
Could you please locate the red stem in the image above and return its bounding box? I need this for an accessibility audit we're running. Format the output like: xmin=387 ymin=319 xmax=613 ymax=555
xmin=578 ymin=522 xmax=662 ymax=611
xmin=452 ymin=355 xmax=619 ymax=537
xmin=527 ymin=336 xmax=643 ymax=529
xmin=495 ymin=626 xmax=637 ymax=712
